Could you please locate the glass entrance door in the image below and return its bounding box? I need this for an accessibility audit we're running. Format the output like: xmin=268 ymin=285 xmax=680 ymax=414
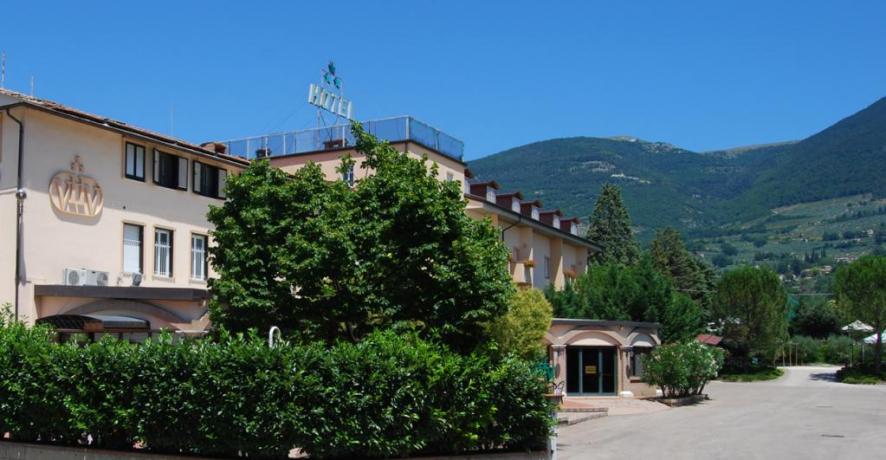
xmin=565 ymin=347 xmax=617 ymax=395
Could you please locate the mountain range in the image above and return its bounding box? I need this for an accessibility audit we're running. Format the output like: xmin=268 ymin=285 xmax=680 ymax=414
xmin=468 ymin=97 xmax=886 ymax=240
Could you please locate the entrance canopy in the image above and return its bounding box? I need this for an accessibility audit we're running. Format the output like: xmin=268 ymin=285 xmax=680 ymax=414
xmin=37 ymin=314 xmax=150 ymax=333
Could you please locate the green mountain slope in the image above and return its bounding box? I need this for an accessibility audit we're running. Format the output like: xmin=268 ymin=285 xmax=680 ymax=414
xmin=734 ymin=97 xmax=886 ymax=215
xmin=469 ymin=97 xmax=886 ymax=238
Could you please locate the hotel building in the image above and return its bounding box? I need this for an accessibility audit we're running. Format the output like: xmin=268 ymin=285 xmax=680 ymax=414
xmin=220 ymin=117 xmax=596 ymax=291
xmin=1 ymin=89 xmax=656 ymax=397
xmin=0 ymin=88 xmax=248 ymax=338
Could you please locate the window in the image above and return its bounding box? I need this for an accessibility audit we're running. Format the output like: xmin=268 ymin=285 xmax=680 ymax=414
xmin=193 ymin=161 xmax=227 ymax=199
xmin=630 ymin=347 xmax=652 ymax=378
xmin=544 ymin=256 xmax=551 ymax=279
xmin=446 ymin=171 xmax=454 ymax=181
xmin=123 ymin=224 xmax=143 ymax=274
xmin=153 ymin=149 xmax=188 ymax=190
xmin=154 ymin=228 xmax=173 ymax=277
xmin=191 ymin=234 xmax=208 ymax=280
xmin=125 ymin=142 xmax=145 ymax=181
xmin=341 ymin=164 xmax=355 ymax=186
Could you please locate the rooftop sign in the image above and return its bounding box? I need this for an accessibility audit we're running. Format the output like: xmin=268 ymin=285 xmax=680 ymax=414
xmin=307 ymin=61 xmax=353 ymax=119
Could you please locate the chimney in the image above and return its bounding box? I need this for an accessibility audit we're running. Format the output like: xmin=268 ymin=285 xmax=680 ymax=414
xmin=200 ymin=141 xmax=229 ymax=155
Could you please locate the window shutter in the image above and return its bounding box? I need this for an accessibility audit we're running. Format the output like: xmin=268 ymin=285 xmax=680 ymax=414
xmin=125 ymin=144 xmax=134 ymax=176
xmin=193 ymin=162 xmax=202 ymax=193
xmin=153 ymin=150 xmax=160 ymax=183
xmin=135 ymin=147 xmax=144 ymax=178
xmin=217 ymin=169 xmax=227 ymax=198
xmin=178 ymin=157 xmax=188 ymax=189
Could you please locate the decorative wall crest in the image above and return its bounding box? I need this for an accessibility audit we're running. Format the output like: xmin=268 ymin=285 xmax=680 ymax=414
xmin=49 ymin=155 xmax=104 ymax=217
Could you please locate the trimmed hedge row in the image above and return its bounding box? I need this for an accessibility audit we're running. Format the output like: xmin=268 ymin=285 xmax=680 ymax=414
xmin=0 ymin=323 xmax=552 ymax=459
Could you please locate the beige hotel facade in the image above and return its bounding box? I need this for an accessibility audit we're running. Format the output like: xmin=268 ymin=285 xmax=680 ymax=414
xmin=1 ymin=88 xmax=657 ymax=397
xmin=0 ymin=89 xmax=248 ymax=339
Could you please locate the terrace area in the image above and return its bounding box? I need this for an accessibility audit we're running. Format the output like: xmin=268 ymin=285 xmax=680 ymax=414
xmin=219 ymin=116 xmax=465 ymax=162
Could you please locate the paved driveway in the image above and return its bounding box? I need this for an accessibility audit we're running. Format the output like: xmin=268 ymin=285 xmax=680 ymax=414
xmin=557 ymin=366 xmax=886 ymax=460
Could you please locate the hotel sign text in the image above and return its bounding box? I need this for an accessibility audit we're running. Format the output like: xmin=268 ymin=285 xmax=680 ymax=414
xmin=307 ymin=83 xmax=354 ymax=119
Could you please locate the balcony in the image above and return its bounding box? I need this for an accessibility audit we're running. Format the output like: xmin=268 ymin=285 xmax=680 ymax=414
xmin=219 ymin=116 xmax=464 ymax=162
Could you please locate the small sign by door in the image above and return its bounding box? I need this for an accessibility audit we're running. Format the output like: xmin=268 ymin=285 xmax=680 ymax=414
xmin=584 ymin=365 xmax=597 ymax=374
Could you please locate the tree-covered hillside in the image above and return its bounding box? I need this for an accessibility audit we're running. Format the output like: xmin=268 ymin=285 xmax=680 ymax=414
xmin=469 ymin=96 xmax=886 ymax=239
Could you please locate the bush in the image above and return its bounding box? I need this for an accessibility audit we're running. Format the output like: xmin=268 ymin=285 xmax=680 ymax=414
xmin=641 ymin=342 xmax=725 ymax=398
xmin=836 ymin=365 xmax=885 ymax=384
xmin=0 ymin=323 xmax=552 ymax=459
xmin=718 ymin=367 xmax=783 ymax=382
xmin=792 ymin=335 xmax=823 ymax=364
xmin=488 ymin=288 xmax=553 ymax=360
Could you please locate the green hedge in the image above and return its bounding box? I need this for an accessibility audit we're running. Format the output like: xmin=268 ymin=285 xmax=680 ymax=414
xmin=0 ymin=322 xmax=552 ymax=459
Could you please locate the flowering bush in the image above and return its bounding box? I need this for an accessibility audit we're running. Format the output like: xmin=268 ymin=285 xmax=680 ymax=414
xmin=642 ymin=341 xmax=725 ymax=398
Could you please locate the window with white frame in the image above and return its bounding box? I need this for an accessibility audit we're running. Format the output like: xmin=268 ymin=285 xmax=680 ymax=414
xmin=341 ymin=164 xmax=355 ymax=186
xmin=125 ymin=142 xmax=146 ymax=181
xmin=191 ymin=234 xmax=208 ymax=280
xmin=123 ymin=224 xmax=143 ymax=274
xmin=154 ymin=228 xmax=173 ymax=277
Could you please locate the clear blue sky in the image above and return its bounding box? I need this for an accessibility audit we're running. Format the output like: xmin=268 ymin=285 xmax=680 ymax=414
xmin=2 ymin=1 xmax=884 ymax=160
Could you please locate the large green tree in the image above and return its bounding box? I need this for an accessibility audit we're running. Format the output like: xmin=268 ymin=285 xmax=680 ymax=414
xmin=545 ymin=257 xmax=703 ymax=343
xmin=713 ymin=266 xmax=788 ymax=363
xmin=586 ymin=184 xmax=640 ymax=266
xmin=834 ymin=255 xmax=886 ymax=374
xmin=208 ymin=124 xmax=514 ymax=352
xmin=649 ymin=228 xmax=715 ymax=315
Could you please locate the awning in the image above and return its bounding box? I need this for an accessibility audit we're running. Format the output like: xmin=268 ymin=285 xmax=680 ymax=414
xmin=37 ymin=314 xmax=150 ymax=332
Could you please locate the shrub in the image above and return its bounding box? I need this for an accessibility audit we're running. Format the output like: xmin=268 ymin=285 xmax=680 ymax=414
xmin=641 ymin=342 xmax=725 ymax=398
xmin=792 ymin=336 xmax=823 ymax=364
xmin=0 ymin=324 xmax=552 ymax=459
xmin=487 ymin=288 xmax=553 ymax=360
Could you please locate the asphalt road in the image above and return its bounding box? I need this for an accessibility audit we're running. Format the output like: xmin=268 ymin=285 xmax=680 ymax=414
xmin=557 ymin=366 xmax=886 ymax=460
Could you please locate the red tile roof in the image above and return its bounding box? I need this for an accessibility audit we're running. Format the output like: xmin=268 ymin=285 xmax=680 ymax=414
xmin=0 ymin=88 xmax=249 ymax=166
xmin=696 ymin=334 xmax=723 ymax=346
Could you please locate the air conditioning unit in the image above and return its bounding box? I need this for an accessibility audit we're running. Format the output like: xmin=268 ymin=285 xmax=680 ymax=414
xmin=64 ymin=268 xmax=110 ymax=286
xmin=86 ymin=270 xmax=110 ymax=286
xmin=64 ymin=268 xmax=88 ymax=286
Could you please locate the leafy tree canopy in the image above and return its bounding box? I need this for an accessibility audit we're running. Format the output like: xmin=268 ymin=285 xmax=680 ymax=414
xmin=586 ymin=184 xmax=640 ymax=266
xmin=545 ymin=257 xmax=703 ymax=343
xmin=835 ymin=255 xmax=886 ymax=374
xmin=488 ymin=288 xmax=553 ymax=361
xmin=713 ymin=266 xmax=789 ymax=362
xmin=649 ymin=228 xmax=716 ymax=316
xmin=208 ymin=124 xmax=514 ymax=352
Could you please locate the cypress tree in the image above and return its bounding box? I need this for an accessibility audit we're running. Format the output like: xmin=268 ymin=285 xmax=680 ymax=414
xmin=586 ymin=184 xmax=640 ymax=266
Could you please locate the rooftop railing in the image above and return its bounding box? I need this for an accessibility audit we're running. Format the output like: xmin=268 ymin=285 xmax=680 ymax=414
xmin=220 ymin=116 xmax=464 ymax=162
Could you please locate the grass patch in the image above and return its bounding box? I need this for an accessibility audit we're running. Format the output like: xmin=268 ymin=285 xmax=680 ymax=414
xmin=836 ymin=366 xmax=885 ymax=385
xmin=718 ymin=367 xmax=784 ymax=382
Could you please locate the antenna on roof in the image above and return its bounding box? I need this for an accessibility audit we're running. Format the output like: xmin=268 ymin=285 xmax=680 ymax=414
xmin=29 ymin=75 xmax=35 ymax=96
xmin=1 ymin=52 xmax=5 ymax=88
